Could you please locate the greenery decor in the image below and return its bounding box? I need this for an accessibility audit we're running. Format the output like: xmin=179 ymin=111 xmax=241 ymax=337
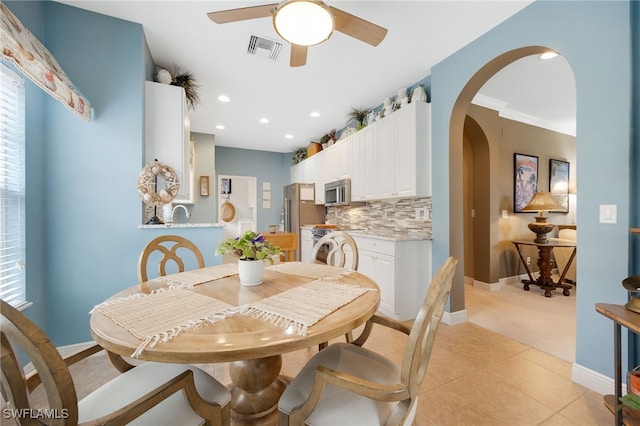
xmin=156 ymin=66 xmax=201 ymax=109
xmin=292 ymin=147 xmax=307 ymax=164
xmin=215 ymin=231 xmax=282 ymax=264
xmin=346 ymin=107 xmax=371 ymax=130
xmin=619 ymin=393 xmax=640 ymax=411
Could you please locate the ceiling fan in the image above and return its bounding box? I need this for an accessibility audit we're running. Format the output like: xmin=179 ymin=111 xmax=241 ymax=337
xmin=207 ymin=0 xmax=387 ymax=67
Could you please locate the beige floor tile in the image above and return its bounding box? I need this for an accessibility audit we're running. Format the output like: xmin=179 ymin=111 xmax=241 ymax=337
xmin=416 ymin=367 xmax=555 ymax=425
xmin=556 ymin=390 xmax=613 ymax=426
xmin=517 ymin=348 xmax=575 ymax=379
xmin=482 ymin=358 xmax=588 ymax=412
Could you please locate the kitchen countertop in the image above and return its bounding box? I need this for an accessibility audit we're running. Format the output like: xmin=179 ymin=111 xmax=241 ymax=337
xmin=349 ymin=229 xmax=432 ymax=241
xmin=139 ymin=222 xmax=224 ymax=229
xmin=300 ymin=224 xmax=432 ymax=241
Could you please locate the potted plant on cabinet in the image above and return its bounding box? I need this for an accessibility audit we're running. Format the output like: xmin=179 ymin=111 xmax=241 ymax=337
xmin=215 ymin=231 xmax=282 ymax=286
xmin=346 ymin=106 xmax=372 ymax=130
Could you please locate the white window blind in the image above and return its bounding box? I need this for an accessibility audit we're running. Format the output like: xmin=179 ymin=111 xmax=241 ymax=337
xmin=0 ymin=62 xmax=27 ymax=308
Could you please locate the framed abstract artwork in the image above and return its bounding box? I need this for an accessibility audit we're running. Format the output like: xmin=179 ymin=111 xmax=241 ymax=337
xmin=549 ymin=159 xmax=570 ymax=213
xmin=514 ymin=153 xmax=539 ymax=213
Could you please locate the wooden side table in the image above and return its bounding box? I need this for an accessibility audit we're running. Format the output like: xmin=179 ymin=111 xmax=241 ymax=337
xmin=596 ymin=303 xmax=640 ymax=426
xmin=512 ymin=239 xmax=576 ymax=297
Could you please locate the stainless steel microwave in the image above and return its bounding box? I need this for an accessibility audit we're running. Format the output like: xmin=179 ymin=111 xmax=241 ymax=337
xmin=325 ymin=179 xmax=354 ymax=206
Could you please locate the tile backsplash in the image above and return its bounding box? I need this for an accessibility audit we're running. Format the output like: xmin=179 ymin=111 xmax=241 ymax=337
xmin=326 ymin=197 xmax=432 ymax=237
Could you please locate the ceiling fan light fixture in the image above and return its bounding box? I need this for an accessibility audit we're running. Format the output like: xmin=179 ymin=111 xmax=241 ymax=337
xmin=274 ymin=0 xmax=335 ymax=46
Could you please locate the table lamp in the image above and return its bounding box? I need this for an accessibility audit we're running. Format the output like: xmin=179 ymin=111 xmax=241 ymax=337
xmin=521 ymin=191 xmax=565 ymax=244
xmin=623 ymin=276 xmax=640 ymax=314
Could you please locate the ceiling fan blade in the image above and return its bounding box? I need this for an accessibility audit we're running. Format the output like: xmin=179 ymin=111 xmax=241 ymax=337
xmin=290 ymin=44 xmax=308 ymax=67
xmin=207 ymin=4 xmax=277 ymax=24
xmin=330 ymin=6 xmax=387 ymax=47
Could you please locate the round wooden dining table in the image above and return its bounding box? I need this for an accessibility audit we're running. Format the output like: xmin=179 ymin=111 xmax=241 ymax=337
xmin=90 ymin=263 xmax=380 ymax=424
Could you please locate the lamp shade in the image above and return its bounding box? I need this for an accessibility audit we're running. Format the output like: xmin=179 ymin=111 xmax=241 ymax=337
xmin=521 ymin=191 xmax=565 ymax=216
xmin=274 ymin=0 xmax=335 ymax=46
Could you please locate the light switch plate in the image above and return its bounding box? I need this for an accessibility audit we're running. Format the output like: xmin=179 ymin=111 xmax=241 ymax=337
xmin=599 ymin=204 xmax=617 ymax=224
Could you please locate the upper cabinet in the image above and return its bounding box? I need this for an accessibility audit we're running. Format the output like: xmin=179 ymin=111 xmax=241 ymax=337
xmin=381 ymin=101 xmax=431 ymax=199
xmin=290 ymin=101 xmax=431 ymax=202
xmin=294 ymin=101 xmax=430 ymax=202
xmin=145 ymin=81 xmax=194 ymax=204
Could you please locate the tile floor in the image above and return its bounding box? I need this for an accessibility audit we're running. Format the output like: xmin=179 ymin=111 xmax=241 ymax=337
xmin=209 ymin=320 xmax=611 ymax=425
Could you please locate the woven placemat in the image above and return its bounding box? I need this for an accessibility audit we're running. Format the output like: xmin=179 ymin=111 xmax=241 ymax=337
xmin=152 ymin=263 xmax=239 ymax=289
xmin=93 ymin=288 xmax=237 ymax=357
xmin=240 ymin=280 xmax=372 ymax=336
xmin=267 ymin=261 xmax=353 ymax=280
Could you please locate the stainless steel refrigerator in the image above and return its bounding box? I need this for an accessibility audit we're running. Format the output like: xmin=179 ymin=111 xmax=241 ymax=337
xmin=284 ymin=183 xmax=325 ymax=260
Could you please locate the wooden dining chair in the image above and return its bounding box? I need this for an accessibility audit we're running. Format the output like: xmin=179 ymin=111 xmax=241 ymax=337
xmin=311 ymin=231 xmax=359 ymax=270
xmin=0 ymin=299 xmax=231 ymax=425
xmin=138 ymin=235 xmax=205 ymax=282
xmin=313 ymin=231 xmax=360 ymax=350
xmin=278 ymin=256 xmax=459 ymax=425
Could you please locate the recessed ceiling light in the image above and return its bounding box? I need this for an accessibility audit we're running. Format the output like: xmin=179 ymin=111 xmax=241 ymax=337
xmin=540 ymin=51 xmax=558 ymax=60
xmin=216 ymin=124 xmax=225 ymax=130
xmin=259 ymin=118 xmax=269 ymax=124
xmin=310 ymin=111 xmax=320 ymax=118
xmin=285 ymin=134 xmax=293 ymax=139
xmin=217 ymin=95 xmax=230 ymax=102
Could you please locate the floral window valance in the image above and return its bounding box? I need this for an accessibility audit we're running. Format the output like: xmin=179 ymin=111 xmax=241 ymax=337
xmin=0 ymin=3 xmax=92 ymax=121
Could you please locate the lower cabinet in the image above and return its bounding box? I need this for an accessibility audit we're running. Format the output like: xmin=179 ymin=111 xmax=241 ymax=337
xmin=353 ymin=235 xmax=431 ymax=320
xmin=300 ymin=228 xmax=315 ymax=263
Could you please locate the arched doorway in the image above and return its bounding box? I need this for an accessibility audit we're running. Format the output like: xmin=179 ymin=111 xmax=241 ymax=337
xmin=450 ymin=46 xmax=577 ymax=360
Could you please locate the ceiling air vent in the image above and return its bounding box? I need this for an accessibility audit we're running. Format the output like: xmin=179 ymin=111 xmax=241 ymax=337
xmin=247 ymin=35 xmax=282 ymax=61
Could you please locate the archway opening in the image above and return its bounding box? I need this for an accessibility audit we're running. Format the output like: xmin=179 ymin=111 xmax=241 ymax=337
xmin=450 ymin=46 xmax=577 ymax=361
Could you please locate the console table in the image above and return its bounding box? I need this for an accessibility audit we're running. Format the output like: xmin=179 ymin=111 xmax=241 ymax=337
xmin=512 ymin=239 xmax=576 ymax=297
xmin=596 ymin=303 xmax=640 ymax=426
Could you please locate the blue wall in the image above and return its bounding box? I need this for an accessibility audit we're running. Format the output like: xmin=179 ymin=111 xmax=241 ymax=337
xmin=4 ymin=1 xmax=226 ymax=345
xmin=215 ymin=146 xmax=291 ymax=230
xmin=431 ymin=0 xmax=635 ymax=380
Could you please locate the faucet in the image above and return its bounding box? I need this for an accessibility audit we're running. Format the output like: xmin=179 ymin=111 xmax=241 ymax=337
xmin=171 ymin=204 xmax=191 ymax=223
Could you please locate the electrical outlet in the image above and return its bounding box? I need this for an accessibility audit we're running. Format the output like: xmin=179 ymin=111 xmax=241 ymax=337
xmin=526 ymin=256 xmax=531 ymax=266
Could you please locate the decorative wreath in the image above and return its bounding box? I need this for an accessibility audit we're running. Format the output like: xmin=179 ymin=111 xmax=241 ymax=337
xmin=137 ymin=160 xmax=180 ymax=206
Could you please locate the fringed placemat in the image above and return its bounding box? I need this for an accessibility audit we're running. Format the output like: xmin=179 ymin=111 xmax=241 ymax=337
xmin=152 ymin=263 xmax=239 ymax=289
xmin=240 ymin=280 xmax=372 ymax=336
xmin=92 ymin=288 xmax=237 ymax=357
xmin=267 ymin=261 xmax=354 ymax=280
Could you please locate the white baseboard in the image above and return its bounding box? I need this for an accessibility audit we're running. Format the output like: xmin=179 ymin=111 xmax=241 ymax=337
xmin=572 ymin=362 xmax=615 ymax=396
xmin=473 ymin=279 xmax=502 ymax=291
xmin=443 ymin=308 xmax=467 ymax=325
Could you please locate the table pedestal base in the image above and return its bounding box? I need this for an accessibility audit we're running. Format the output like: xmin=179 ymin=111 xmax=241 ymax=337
xmin=513 ymin=241 xmax=573 ymax=298
xmin=229 ymin=355 xmax=288 ymax=425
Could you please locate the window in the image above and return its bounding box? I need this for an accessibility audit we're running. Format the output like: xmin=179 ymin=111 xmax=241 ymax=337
xmin=0 ymin=62 xmax=27 ymax=308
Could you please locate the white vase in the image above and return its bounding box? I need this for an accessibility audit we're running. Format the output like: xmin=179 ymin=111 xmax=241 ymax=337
xmin=238 ymin=259 xmax=265 ymax=286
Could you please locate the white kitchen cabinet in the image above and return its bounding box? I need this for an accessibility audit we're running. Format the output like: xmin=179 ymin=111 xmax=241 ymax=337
xmin=311 ymin=152 xmax=327 ymax=204
xmin=390 ymin=101 xmax=431 ymax=198
xmin=145 ymin=81 xmax=193 ymax=203
xmin=349 ymin=126 xmax=376 ymax=201
xmin=353 ymin=235 xmax=431 ymax=320
xmin=372 ymin=102 xmax=431 ymax=199
xmin=300 ymin=227 xmax=315 ymax=263
xmin=324 ymin=141 xmax=349 ymax=183
xmin=290 ymin=102 xmax=430 ymax=202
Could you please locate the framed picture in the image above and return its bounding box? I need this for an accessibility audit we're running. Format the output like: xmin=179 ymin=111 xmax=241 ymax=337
xmin=221 ymin=178 xmax=232 ymax=195
xmin=514 ymin=153 xmax=539 ymax=212
xmin=549 ymin=159 xmax=570 ymax=213
xmin=199 ymin=176 xmax=209 ymax=197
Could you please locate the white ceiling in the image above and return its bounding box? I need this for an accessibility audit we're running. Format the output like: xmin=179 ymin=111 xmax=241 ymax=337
xmin=57 ymin=1 xmax=575 ymax=153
